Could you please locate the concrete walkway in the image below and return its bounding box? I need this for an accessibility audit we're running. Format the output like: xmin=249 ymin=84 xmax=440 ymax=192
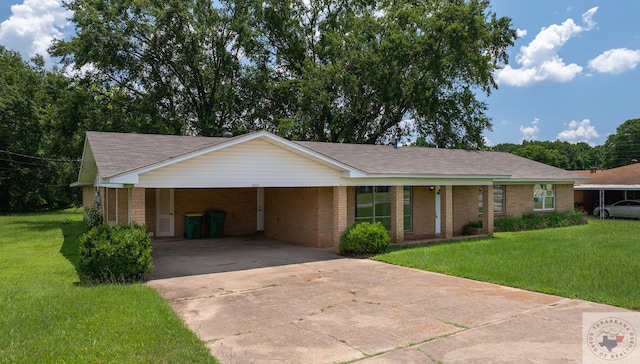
xmin=147 ymin=236 xmax=628 ymax=363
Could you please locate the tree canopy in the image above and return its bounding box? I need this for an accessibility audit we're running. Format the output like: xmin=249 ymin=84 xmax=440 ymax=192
xmin=602 ymin=118 xmax=640 ymax=168
xmin=491 ymin=140 xmax=605 ymax=170
xmin=53 ymin=0 xmax=517 ymax=147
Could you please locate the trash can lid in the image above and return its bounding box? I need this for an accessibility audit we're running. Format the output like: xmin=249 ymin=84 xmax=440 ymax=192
xmin=185 ymin=213 xmax=203 ymax=217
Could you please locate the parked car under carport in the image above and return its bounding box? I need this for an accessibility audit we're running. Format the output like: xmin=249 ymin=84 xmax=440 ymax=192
xmin=593 ymin=199 xmax=640 ymax=219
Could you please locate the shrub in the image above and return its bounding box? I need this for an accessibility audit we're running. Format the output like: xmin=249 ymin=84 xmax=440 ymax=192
xmin=79 ymin=224 xmax=153 ymax=284
xmin=494 ymin=210 xmax=586 ymax=232
xmin=340 ymin=222 xmax=391 ymax=256
xmin=462 ymin=220 xmax=482 ymax=235
xmin=83 ymin=201 xmax=103 ymax=228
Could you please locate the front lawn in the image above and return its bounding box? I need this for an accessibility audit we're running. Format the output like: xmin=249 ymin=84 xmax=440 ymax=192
xmin=0 ymin=210 xmax=217 ymax=363
xmin=375 ymin=219 xmax=640 ymax=310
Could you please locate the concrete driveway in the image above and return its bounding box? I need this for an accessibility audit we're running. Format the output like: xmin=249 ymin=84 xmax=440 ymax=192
xmin=147 ymin=236 xmax=628 ymax=363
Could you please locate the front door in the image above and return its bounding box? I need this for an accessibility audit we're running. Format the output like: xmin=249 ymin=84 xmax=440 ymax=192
xmin=156 ymin=188 xmax=174 ymax=237
xmin=257 ymin=187 xmax=265 ymax=232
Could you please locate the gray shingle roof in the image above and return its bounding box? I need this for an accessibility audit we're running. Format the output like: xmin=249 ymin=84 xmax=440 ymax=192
xmin=296 ymin=141 xmax=582 ymax=180
xmin=86 ymin=131 xmax=226 ymax=178
xmin=85 ymin=131 xmax=582 ymax=181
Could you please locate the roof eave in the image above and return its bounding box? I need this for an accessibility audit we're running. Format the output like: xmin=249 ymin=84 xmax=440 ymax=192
xmin=362 ymin=173 xmax=510 ymax=179
xmin=495 ymin=177 xmax=580 ymax=184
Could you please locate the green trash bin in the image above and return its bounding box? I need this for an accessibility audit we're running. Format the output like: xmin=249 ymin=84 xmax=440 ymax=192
xmin=205 ymin=210 xmax=226 ymax=238
xmin=184 ymin=213 xmax=203 ymax=239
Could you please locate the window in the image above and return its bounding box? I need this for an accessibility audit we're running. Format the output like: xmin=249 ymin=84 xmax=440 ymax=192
xmin=355 ymin=186 xmax=412 ymax=231
xmin=534 ymin=184 xmax=555 ymax=210
xmin=478 ymin=185 xmax=506 ymax=214
xmin=403 ymin=187 xmax=412 ymax=231
xmin=493 ymin=185 xmax=505 ymax=213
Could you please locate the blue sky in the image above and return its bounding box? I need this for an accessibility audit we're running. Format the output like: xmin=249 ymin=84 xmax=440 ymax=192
xmin=1 ymin=1 xmax=638 ymax=146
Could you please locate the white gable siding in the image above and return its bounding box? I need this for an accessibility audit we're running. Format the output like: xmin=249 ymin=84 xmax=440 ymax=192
xmin=137 ymin=139 xmax=344 ymax=188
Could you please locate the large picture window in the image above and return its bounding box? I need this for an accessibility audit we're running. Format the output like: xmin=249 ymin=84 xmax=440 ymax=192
xmin=534 ymin=184 xmax=555 ymax=210
xmin=355 ymin=186 xmax=411 ymax=231
xmin=478 ymin=185 xmax=506 ymax=214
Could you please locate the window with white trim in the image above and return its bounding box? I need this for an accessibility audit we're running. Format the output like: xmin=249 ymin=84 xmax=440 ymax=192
xmin=478 ymin=185 xmax=506 ymax=214
xmin=534 ymin=184 xmax=555 ymax=210
xmin=355 ymin=186 xmax=412 ymax=231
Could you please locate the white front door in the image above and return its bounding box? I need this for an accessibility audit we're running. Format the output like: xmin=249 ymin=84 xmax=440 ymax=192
xmin=156 ymin=188 xmax=174 ymax=237
xmin=435 ymin=186 xmax=441 ymax=236
xmin=257 ymin=187 xmax=265 ymax=232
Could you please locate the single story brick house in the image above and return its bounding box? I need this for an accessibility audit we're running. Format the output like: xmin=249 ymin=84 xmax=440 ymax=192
xmin=73 ymin=130 xmax=584 ymax=251
xmin=573 ymin=162 xmax=640 ymax=215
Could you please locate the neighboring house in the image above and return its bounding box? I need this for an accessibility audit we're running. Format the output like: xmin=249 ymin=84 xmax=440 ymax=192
xmin=72 ymin=130 xmax=584 ymax=251
xmin=573 ymin=161 xmax=640 ymax=215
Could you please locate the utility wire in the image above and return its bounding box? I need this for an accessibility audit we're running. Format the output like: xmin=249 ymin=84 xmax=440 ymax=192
xmin=0 ymin=149 xmax=80 ymax=163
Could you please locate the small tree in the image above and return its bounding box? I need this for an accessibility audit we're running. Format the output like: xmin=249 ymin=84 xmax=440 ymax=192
xmin=83 ymin=201 xmax=103 ymax=228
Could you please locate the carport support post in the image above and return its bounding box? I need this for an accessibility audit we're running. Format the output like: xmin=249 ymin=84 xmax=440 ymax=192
xmin=129 ymin=187 xmax=146 ymax=225
xmin=390 ymin=186 xmax=404 ymax=244
xmin=332 ymin=186 xmax=347 ymax=253
xmin=482 ymin=185 xmax=494 ymax=236
xmin=441 ymin=185 xmax=453 ymax=239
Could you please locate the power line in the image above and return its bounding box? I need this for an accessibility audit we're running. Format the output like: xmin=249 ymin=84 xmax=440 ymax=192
xmin=0 ymin=150 xmax=80 ymax=163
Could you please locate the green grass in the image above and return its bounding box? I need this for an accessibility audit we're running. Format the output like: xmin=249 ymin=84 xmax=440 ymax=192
xmin=375 ymin=218 xmax=640 ymax=310
xmin=0 ymin=210 xmax=217 ymax=363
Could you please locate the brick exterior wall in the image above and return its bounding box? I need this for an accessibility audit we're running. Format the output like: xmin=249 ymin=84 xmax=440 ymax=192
xmin=390 ymin=186 xmax=404 ymax=244
xmin=173 ymin=188 xmax=256 ymax=237
xmin=482 ymin=185 xmax=494 ymax=235
xmin=110 ymin=182 xmax=576 ymax=241
xmin=265 ymin=187 xmax=334 ymax=248
xmin=346 ymin=186 xmax=355 ymax=226
xmin=117 ymin=189 xmax=128 ymax=224
xmin=333 ymin=186 xmax=347 ymax=252
xmin=503 ymin=184 xmax=533 ymax=217
xmin=145 ymin=188 xmax=157 ymax=234
xmin=555 ymin=183 xmax=575 ymax=212
xmin=452 ymin=186 xmax=481 ymax=236
xmin=441 ymin=185 xmax=453 ymax=239
xmin=130 ymin=188 xmax=145 ymax=225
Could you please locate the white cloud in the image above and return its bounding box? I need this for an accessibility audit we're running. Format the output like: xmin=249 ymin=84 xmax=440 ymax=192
xmin=588 ymin=48 xmax=640 ymax=74
xmin=0 ymin=0 xmax=71 ymax=63
xmin=516 ymin=28 xmax=527 ymax=38
xmin=556 ymin=119 xmax=600 ymax=144
xmin=520 ymin=118 xmax=540 ymax=141
xmin=495 ymin=7 xmax=598 ymax=87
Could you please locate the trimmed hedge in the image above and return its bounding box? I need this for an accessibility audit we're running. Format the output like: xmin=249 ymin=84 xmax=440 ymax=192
xmin=340 ymin=222 xmax=390 ymax=256
xmin=79 ymin=224 xmax=153 ymax=284
xmin=462 ymin=211 xmax=587 ymax=234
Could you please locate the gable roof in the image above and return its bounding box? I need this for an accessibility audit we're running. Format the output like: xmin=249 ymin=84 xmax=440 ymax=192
xmin=75 ymin=130 xmax=585 ymax=186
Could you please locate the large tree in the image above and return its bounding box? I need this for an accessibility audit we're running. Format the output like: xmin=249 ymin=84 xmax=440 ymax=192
xmin=53 ymin=0 xmax=516 ymax=146
xmin=52 ymin=0 xmax=250 ymax=136
xmin=0 ymin=47 xmax=81 ymax=212
xmin=602 ymin=118 xmax=640 ymax=168
xmin=250 ymin=0 xmax=516 ymax=146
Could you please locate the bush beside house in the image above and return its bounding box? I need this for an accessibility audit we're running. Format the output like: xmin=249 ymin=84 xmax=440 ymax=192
xmin=79 ymin=224 xmax=153 ymax=284
xmin=340 ymin=222 xmax=391 ymax=256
